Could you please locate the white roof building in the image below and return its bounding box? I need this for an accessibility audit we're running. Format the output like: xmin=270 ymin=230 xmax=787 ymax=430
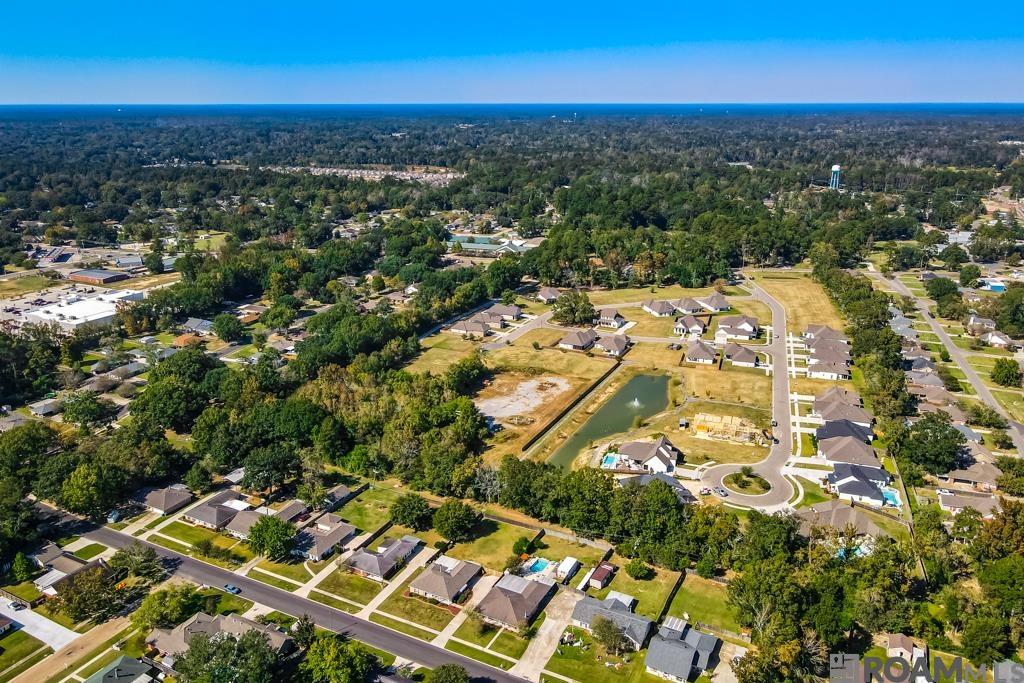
xmin=25 ymin=290 xmax=143 ymax=331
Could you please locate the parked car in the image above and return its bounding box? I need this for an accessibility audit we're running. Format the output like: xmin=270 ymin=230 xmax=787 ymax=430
xmin=9 ymin=601 xmax=24 ymax=611
xmin=713 ymin=487 xmax=729 ymax=497
xmin=699 ymin=487 xmax=712 ymax=496
xmin=771 ymin=419 xmax=778 ymax=427
xmin=223 ymin=584 xmax=241 ymax=594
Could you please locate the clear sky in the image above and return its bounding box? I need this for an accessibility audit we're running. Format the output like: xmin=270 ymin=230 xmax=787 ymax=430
xmin=2 ymin=0 xmax=1022 ymax=103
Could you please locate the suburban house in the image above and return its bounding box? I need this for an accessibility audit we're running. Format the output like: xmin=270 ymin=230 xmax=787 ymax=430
xmin=696 ymin=293 xmax=730 ymax=312
xmin=713 ymin=315 xmax=758 ymax=341
xmin=148 ymin=612 xmax=293 ymax=660
xmin=966 ymin=315 xmax=996 ymax=336
xmin=980 ymin=330 xmax=1015 ymax=349
xmin=489 ymin=303 xmax=523 ymax=321
xmin=537 ymin=287 xmax=560 ymax=304
xmin=615 ymin=436 xmax=681 ymax=474
xmin=404 ymin=283 xmax=420 ymax=296
xmin=815 ymin=386 xmax=861 ymax=408
xmin=826 ymin=463 xmax=892 ymax=506
xmin=448 ymin=319 xmax=490 ymax=339
xmin=620 ymin=472 xmax=698 ymax=504
xmin=807 ymin=361 xmax=852 ymax=381
xmin=0 ymin=616 xmax=11 ymax=637
xmin=182 ymin=491 xmax=249 ymax=530
xmin=886 ymin=633 xmax=929 ymax=681
xmin=816 ymin=419 xmax=873 ymax=443
xmin=597 ymin=308 xmax=626 ymax=329
xmin=182 ymin=318 xmax=214 ymax=336
xmin=595 ymin=334 xmax=630 ymax=357
xmin=224 ymin=510 xmax=266 ymax=540
xmin=588 ymin=562 xmax=617 ymax=590
xmin=468 ymin=311 xmax=506 ymax=330
xmin=722 ymin=342 xmax=758 ymax=368
xmin=292 ymin=513 xmax=356 ymax=561
xmin=942 ymin=461 xmax=1002 ymax=492
xmin=905 ymin=356 xmax=937 ymax=373
xmin=674 ymin=315 xmax=706 ymax=337
xmin=323 ymin=483 xmax=353 ymax=510
xmin=558 ymin=329 xmax=598 ymax=351
xmin=31 ymin=543 xmax=102 ymax=597
xmin=938 ymin=493 xmax=1000 ymax=519
xmin=818 ymin=436 xmax=881 ymax=468
xmin=643 ymin=300 xmax=677 ymax=317
xmin=28 ymin=398 xmax=62 ymax=417
xmin=685 ymin=340 xmax=717 ymax=365
xmin=794 ymin=500 xmax=884 ymax=540
xmin=140 ymin=485 xmax=193 ymax=515
xmin=476 ymin=573 xmax=554 ymax=630
xmin=673 ymin=297 xmax=704 ymax=315
xmin=919 ymin=271 xmax=937 ymax=282
xmin=571 ymin=593 xmax=654 ymax=651
xmin=409 ymin=556 xmax=482 ymax=606
xmin=814 ymin=401 xmax=872 ymax=428
xmin=645 ymin=617 xmax=721 ymax=683
xmin=83 ymin=656 xmax=158 ymax=683
xmin=347 ymin=535 xmax=421 ymax=582
xmin=905 ymin=370 xmax=944 ymax=388
xmin=275 ymin=500 xmax=309 ymax=524
xmin=804 ymin=325 xmax=847 ymax=342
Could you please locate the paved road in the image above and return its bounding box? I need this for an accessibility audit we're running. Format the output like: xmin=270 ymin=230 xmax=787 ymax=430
xmin=85 ymin=528 xmax=528 ymax=683
xmin=0 ymin=602 xmax=79 ymax=650
xmin=699 ymin=282 xmax=795 ymax=510
xmin=868 ymin=270 xmax=1024 ymax=454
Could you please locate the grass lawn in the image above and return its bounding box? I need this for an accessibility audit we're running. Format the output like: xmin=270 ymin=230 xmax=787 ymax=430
xmin=545 ymin=627 xmax=661 ymax=683
xmin=448 ymin=519 xmax=529 ymax=572
xmin=795 ymin=477 xmax=831 ymax=508
xmin=263 ymin=610 xmax=298 ymax=629
xmin=590 ymin=554 xmax=678 ymax=620
xmin=724 ymin=472 xmax=771 ymax=494
xmin=627 ymin=316 xmax=678 ymax=338
xmin=391 ymin=525 xmax=445 ymax=549
xmin=0 ymin=630 xmax=48 ymax=676
xmin=248 ymin=568 xmax=301 ymax=591
xmin=676 ymin=362 xmax=772 ymax=408
xmin=198 ymin=587 xmax=254 ymax=615
xmin=993 ymin=390 xmax=1024 ymax=423
xmin=370 ymin=612 xmax=435 ymax=640
xmin=753 ymin=272 xmax=844 ymax=332
xmin=315 ymin=569 xmax=384 ymax=605
xmin=75 ymin=649 xmax=122 ymax=679
xmin=34 ymin=602 xmax=83 ymax=631
xmin=406 ymin=334 xmax=480 ymax=375
xmin=446 ymin=639 xmax=513 ymax=669
xmin=0 ymin=274 xmax=56 ymax=298
xmin=532 ymin=535 xmax=609 ymax=569
xmin=491 ymin=624 xmax=534 ymax=659
xmin=73 ymin=543 xmax=106 ymax=560
xmin=148 ymin=535 xmax=193 ymax=555
xmin=486 ymin=339 xmax=615 ymax=383
xmin=256 ymin=558 xmax=313 ymax=583
xmin=376 ymin=569 xmax=458 ymax=631
xmin=160 ymin=520 xmax=220 ymax=546
xmin=667 ymin=573 xmax=741 ymax=633
xmin=338 ymin=487 xmax=403 ymax=534
xmin=309 ymin=590 xmax=361 ymax=613
xmin=586 ymin=285 xmax=713 ymax=307
xmin=0 ymin=578 xmax=43 ymax=603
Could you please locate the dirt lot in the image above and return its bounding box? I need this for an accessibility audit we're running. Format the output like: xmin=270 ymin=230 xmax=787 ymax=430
xmin=475 ymin=374 xmax=572 ymax=420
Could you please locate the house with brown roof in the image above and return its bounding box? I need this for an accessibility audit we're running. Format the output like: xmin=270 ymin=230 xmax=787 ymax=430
xmin=292 ymin=512 xmax=356 ymax=561
xmin=723 ymin=342 xmax=758 ymax=368
xmin=148 ymin=612 xmax=293 ymax=660
xmin=674 ymin=315 xmax=706 ymax=337
xmin=643 ymin=300 xmax=677 ymax=317
xmin=588 ymin=562 xmax=617 ymax=590
xmin=685 ymin=340 xmax=717 ymax=365
xmin=942 ymin=461 xmax=1002 ymax=492
xmin=815 ymin=401 xmax=872 ymax=428
xmin=818 ymin=436 xmax=880 ymax=468
xmin=714 ymin=315 xmax=758 ymax=342
xmin=814 ymin=387 xmax=860 ymax=408
xmin=807 ymin=360 xmax=852 ymax=381
xmin=804 ymin=325 xmax=847 ymax=342
xmin=409 ymin=555 xmax=482 ymax=605
xmin=595 ymin=334 xmax=630 ymax=357
xmin=141 ymin=485 xmax=193 ymax=515
xmin=558 ymin=329 xmax=598 ymax=351
xmin=697 ymin=293 xmax=730 ymax=312
xmin=476 ymin=574 xmax=554 ymax=630
xmin=615 ymin=436 xmax=681 ymax=474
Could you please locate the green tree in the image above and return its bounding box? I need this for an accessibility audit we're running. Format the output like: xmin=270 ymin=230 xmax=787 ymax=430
xmin=426 ymin=664 xmax=470 ymax=683
xmin=247 ymin=516 xmax=296 ymax=559
xmin=432 ymin=500 xmax=478 ymax=542
xmin=184 ymin=462 xmax=213 ymax=493
xmin=108 ymin=542 xmax=164 ymax=581
xmin=591 ymin=615 xmax=628 ymax=654
xmin=924 ymin=277 xmax=959 ymax=301
xmin=389 ymin=494 xmax=433 ymax=531
xmin=61 ymin=391 xmax=117 ymax=430
xmin=960 ymin=614 xmax=1010 ymax=666
xmin=145 ymin=238 xmax=165 ymax=274
xmin=11 ymin=551 xmax=34 ymax=581
xmin=551 ymin=290 xmax=596 ymax=326
xmin=625 ymin=557 xmax=653 ymax=580
xmin=293 ymin=614 xmax=317 ymax=649
xmin=960 ymin=263 xmax=981 ymax=287
xmin=132 ymin=584 xmax=202 ymax=631
xmin=991 ymin=358 xmax=1022 ymax=388
xmin=212 ymin=313 xmax=244 ymax=342
xmin=52 ymin=566 xmax=126 ymax=622
xmin=300 ymin=635 xmax=375 ymax=683
xmin=61 ymin=463 xmax=111 ymax=518
xmin=894 ymin=412 xmax=966 ymax=475
xmin=174 ymin=629 xmax=277 ymax=683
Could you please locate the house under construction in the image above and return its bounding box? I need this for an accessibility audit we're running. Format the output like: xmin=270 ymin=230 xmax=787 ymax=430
xmin=691 ymin=413 xmax=767 ymax=446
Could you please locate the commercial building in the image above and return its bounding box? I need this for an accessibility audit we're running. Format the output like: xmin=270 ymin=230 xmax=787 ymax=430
xmin=24 ymin=289 xmax=143 ymax=331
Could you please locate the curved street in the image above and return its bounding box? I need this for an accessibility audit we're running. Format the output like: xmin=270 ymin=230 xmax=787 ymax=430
xmin=699 ymin=281 xmax=795 ymax=511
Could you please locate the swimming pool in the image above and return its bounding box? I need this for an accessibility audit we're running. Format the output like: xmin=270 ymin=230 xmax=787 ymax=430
xmin=600 ymin=455 xmax=618 ymax=469
xmin=882 ymin=487 xmax=901 ymax=507
xmin=524 ymin=557 xmax=550 ymax=574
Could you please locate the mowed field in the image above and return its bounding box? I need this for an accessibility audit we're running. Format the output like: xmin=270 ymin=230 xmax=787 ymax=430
xmin=406 ymin=334 xmax=480 ymax=375
xmin=0 ymin=274 xmax=56 ymax=298
xmin=753 ymin=272 xmax=844 ymax=332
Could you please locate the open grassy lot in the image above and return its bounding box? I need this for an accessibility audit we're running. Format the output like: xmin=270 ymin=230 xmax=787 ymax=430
xmin=676 ymin=362 xmax=773 ymax=408
xmin=391 ymin=524 xmax=445 ymax=549
xmin=486 ymin=332 xmax=615 ymax=381
xmin=626 ymin=315 xmax=679 ymax=337
xmin=315 ymin=568 xmax=384 ymax=605
xmin=376 ymin=568 xmax=459 ymax=631
xmin=406 ymin=334 xmax=480 ymax=375
xmin=795 ymin=477 xmax=831 ymax=507
xmin=628 ymin=342 xmax=683 ymax=370
xmin=729 ymin=298 xmax=772 ymax=322
xmin=255 ymin=558 xmax=317 ymax=583
xmin=993 ymin=390 xmax=1024 ymax=423
xmin=532 ymin=535 xmax=609 ymax=569
xmin=589 ymin=554 xmax=678 ymax=620
xmin=371 ymin=612 xmax=435 ymax=640
xmin=0 ymin=274 xmax=56 ymax=298
xmin=753 ymin=272 xmax=844 ymax=332
xmin=0 ymin=630 xmax=49 ymax=679
xmin=448 ymin=519 xmax=530 ymax=572
xmin=586 ymin=285 xmax=713 ymax=307
xmin=512 ymin=295 xmax=549 ymax=316
xmin=666 ymin=573 xmax=741 ymax=634
xmin=446 ymin=639 xmax=514 ymax=669
xmin=121 ymin=271 xmax=181 ymax=290
xmin=338 ymin=486 xmax=403 ymax=534
xmin=544 ymin=627 xmax=664 ymax=683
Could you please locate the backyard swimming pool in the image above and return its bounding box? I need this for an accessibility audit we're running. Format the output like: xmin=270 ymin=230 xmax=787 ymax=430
xmin=882 ymin=487 xmax=901 ymax=507
xmin=523 ymin=557 xmax=551 ymax=574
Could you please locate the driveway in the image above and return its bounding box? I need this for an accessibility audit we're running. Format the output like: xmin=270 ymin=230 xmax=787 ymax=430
xmin=510 ymin=587 xmax=582 ymax=681
xmin=0 ymin=602 xmax=79 ymax=650
xmin=699 ymin=280 xmax=795 ymax=511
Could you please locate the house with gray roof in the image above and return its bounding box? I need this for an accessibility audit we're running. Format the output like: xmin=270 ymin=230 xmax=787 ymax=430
xmin=324 ymin=483 xmax=352 ymax=510
xmin=943 ymin=460 xmax=1001 ymax=492
xmin=448 ymin=319 xmax=490 ymax=339
xmin=595 ymin=334 xmax=630 ymax=357
xmin=794 ymin=500 xmax=884 ymax=539
xmin=804 ymin=325 xmax=847 ymax=342
xmin=643 ymin=300 xmax=677 ymax=317
xmin=141 ymin=485 xmax=193 ymax=515
xmin=673 ymin=298 xmax=704 ymax=315
xmin=905 ymin=370 xmax=944 ymax=388
xmin=83 ymin=656 xmax=156 ymax=683
xmin=696 ymin=293 xmax=730 ymax=312
xmin=938 ymin=493 xmax=1000 ymax=519
xmin=815 ymin=401 xmax=872 ymax=427
xmin=182 ymin=317 xmax=214 ymax=335
xmin=489 ymin=304 xmax=522 ymax=321
xmin=537 ymin=287 xmax=561 ymax=304
xmin=616 ymin=436 xmax=680 ymax=474
xmin=816 ymin=419 xmax=872 ymax=443
xmin=347 ymin=535 xmax=421 ymax=581
xmin=558 ymin=328 xmax=598 ymax=351
xmin=571 ymin=593 xmax=654 ymax=651
xmin=674 ymin=315 xmax=706 ymax=337
xmin=597 ymin=308 xmax=626 ymax=329
xmin=827 ymin=463 xmax=891 ymax=507
xmin=646 ymin=617 xmax=720 ymax=682
xmin=807 ymin=360 xmax=852 ymax=381
xmin=722 ymin=342 xmax=758 ymax=367
xmin=619 ymin=472 xmax=697 ymax=504
xmin=685 ymin=340 xmax=717 ymax=365
xmin=714 ymin=315 xmax=758 ymax=341
xmin=817 ymin=436 xmax=880 ymax=467
xmin=225 ymin=510 xmax=266 ymax=540
xmin=292 ymin=513 xmax=355 ymax=561
xmin=148 ymin=612 xmax=292 ymax=660
xmin=409 ymin=555 xmax=482 ymax=605
xmin=476 ymin=573 xmax=554 ymax=630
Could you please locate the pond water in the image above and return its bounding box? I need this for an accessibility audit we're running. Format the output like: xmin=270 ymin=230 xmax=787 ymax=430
xmin=547 ymin=373 xmax=671 ymax=468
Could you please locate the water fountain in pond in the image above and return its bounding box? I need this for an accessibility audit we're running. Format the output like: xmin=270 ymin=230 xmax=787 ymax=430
xmin=628 ymin=397 xmax=643 ymax=409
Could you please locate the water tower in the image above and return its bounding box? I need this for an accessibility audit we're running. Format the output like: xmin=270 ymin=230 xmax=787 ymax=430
xmin=829 ymin=164 xmax=841 ymax=190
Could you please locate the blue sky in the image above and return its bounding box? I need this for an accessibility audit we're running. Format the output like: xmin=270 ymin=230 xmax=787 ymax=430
xmin=2 ymin=0 xmax=1022 ymax=103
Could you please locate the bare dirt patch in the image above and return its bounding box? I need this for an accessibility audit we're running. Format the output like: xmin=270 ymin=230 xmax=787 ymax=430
xmin=475 ymin=375 xmax=571 ymax=421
